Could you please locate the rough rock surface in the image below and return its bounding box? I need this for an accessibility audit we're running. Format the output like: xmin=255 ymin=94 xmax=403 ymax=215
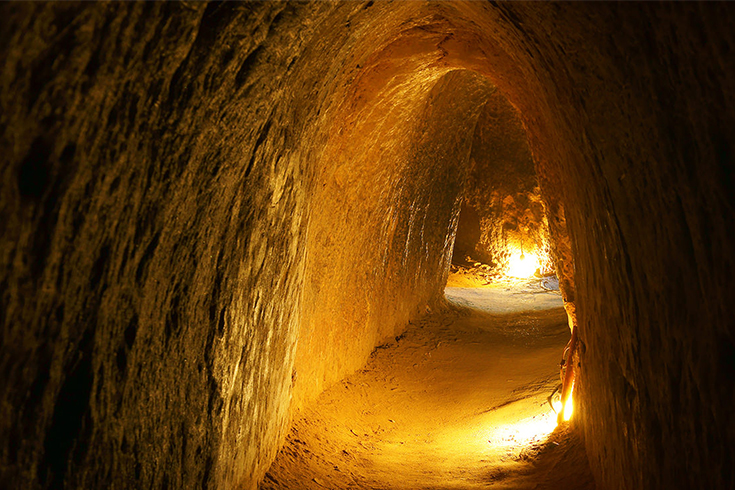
xmin=1 ymin=2 xmax=735 ymax=490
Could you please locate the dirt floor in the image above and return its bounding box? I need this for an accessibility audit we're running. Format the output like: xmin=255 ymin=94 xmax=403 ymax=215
xmin=261 ymin=277 xmax=596 ymax=490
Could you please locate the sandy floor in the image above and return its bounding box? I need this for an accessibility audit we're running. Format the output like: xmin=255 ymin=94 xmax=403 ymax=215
xmin=261 ymin=280 xmax=596 ymax=490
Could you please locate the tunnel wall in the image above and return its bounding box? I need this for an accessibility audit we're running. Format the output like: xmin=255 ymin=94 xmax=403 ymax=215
xmin=0 ymin=2 xmax=347 ymax=489
xmin=293 ymin=68 xmax=491 ymax=410
xmin=466 ymin=3 xmax=735 ymax=488
xmin=0 ymin=2 xmax=489 ymax=489
xmin=2 ymin=2 xmax=735 ymax=490
xmin=530 ymin=5 xmax=735 ymax=489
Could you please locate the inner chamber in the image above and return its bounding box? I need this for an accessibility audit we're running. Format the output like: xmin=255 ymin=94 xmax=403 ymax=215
xmin=451 ymin=90 xmax=551 ymax=280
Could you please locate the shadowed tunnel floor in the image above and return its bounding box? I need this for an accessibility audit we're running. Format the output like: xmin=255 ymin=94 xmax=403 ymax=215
xmin=261 ymin=284 xmax=595 ymax=490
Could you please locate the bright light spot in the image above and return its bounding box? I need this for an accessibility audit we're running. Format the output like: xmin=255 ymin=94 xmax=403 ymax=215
xmin=486 ymin=410 xmax=557 ymax=448
xmin=551 ymin=398 xmax=563 ymax=415
xmin=506 ymin=251 xmax=540 ymax=278
xmin=563 ymin=394 xmax=574 ymax=421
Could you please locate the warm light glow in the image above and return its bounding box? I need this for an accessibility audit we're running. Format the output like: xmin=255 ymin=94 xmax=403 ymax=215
xmin=551 ymin=397 xmax=563 ymax=415
xmin=506 ymin=250 xmax=540 ymax=278
xmin=486 ymin=410 xmax=558 ymax=448
xmin=562 ymin=393 xmax=574 ymax=421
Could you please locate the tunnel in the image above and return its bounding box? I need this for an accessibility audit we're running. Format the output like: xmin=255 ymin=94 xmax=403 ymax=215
xmin=1 ymin=2 xmax=735 ymax=489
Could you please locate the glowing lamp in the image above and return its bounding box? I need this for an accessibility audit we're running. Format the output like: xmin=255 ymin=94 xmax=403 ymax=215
xmin=506 ymin=251 xmax=540 ymax=278
xmin=562 ymin=394 xmax=574 ymax=421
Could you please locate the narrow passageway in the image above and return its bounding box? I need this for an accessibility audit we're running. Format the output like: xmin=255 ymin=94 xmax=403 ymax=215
xmin=2 ymin=3 xmax=734 ymax=489
xmin=262 ymin=280 xmax=595 ymax=489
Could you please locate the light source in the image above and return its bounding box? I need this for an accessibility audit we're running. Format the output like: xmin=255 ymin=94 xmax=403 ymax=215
xmin=506 ymin=249 xmax=540 ymax=278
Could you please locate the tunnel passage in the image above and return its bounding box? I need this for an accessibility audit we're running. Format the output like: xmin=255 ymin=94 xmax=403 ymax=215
xmin=2 ymin=2 xmax=735 ymax=490
xmin=452 ymin=90 xmax=551 ymax=278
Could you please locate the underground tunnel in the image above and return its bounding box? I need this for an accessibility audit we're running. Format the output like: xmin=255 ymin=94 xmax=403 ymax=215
xmin=1 ymin=2 xmax=735 ymax=490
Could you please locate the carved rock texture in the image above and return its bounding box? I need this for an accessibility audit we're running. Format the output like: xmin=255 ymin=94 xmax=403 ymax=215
xmin=1 ymin=2 xmax=734 ymax=490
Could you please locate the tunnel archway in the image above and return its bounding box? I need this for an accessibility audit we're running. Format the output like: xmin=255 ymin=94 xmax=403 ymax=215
xmin=2 ymin=2 xmax=735 ymax=490
xmin=287 ymin=1 xmax=579 ymax=420
xmin=273 ymin=26 xmax=580 ymax=485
